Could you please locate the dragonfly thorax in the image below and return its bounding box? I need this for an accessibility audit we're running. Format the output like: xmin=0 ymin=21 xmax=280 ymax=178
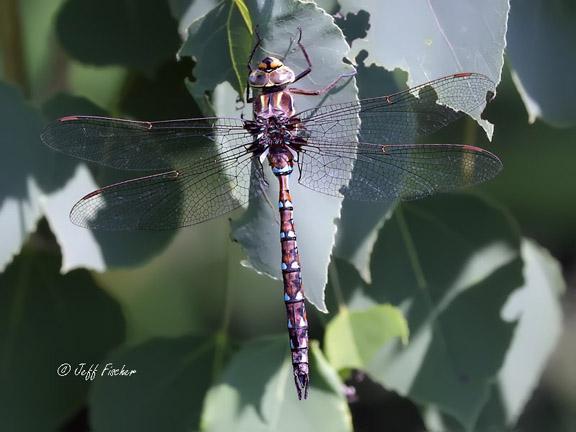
xmin=243 ymin=112 xmax=308 ymax=177
xmin=261 ymin=116 xmax=292 ymax=145
xmin=245 ymin=114 xmax=308 ymax=152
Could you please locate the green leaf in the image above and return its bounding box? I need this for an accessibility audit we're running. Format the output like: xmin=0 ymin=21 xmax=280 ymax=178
xmin=118 ymin=59 xmax=202 ymax=121
xmin=482 ymin=66 xmax=576 ymax=249
xmin=421 ymin=238 xmax=566 ymax=431
xmin=56 ymin=0 xmax=180 ymax=75
xmin=470 ymin=239 xmax=565 ymax=431
xmin=90 ymin=335 xmax=216 ymax=432
xmin=325 ymin=304 xmax=409 ymax=371
xmin=342 ymin=194 xmax=524 ymax=429
xmin=232 ymin=0 xmax=253 ymax=33
xmin=337 ymin=0 xmax=509 ymax=138
xmin=179 ymin=0 xmax=255 ymax=106
xmin=0 ymin=221 xmax=125 ymax=431
xmin=200 ymin=336 xmax=353 ymax=432
xmin=39 ymin=92 xmax=105 ymax=190
xmin=67 ymin=64 xmax=127 ymax=111
xmin=40 ymin=94 xmax=177 ymax=271
xmin=0 ymin=81 xmax=45 ymax=272
xmin=181 ymin=0 xmax=359 ymax=311
xmin=221 ymin=0 xmax=357 ymax=313
xmin=14 ymin=0 xmax=65 ymax=98
xmin=313 ymin=0 xmax=340 ymax=15
xmin=333 ymin=62 xmax=409 ymax=283
xmin=226 ymin=0 xmax=254 ymax=96
xmin=168 ymin=0 xmax=220 ymax=37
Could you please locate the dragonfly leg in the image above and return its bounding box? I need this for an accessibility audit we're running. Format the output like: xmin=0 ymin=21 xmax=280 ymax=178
xmin=247 ymin=25 xmax=263 ymax=70
xmin=293 ymin=27 xmax=313 ymax=83
xmin=288 ymin=70 xmax=356 ymax=96
xmin=246 ymin=27 xmax=263 ymax=103
xmin=291 ymin=27 xmax=356 ymax=93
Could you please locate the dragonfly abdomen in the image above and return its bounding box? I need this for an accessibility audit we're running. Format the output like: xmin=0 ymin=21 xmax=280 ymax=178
xmin=276 ymin=168 xmax=309 ymax=400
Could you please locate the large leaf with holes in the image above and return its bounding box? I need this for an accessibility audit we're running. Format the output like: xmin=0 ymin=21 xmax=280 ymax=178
xmin=180 ymin=0 xmax=357 ymax=312
xmin=333 ymin=0 xmax=507 ymax=285
xmin=332 ymin=59 xmax=409 ymax=283
xmin=338 ymin=0 xmax=509 ymax=138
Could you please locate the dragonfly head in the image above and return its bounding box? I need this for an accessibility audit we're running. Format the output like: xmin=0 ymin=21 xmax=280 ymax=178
xmin=258 ymin=56 xmax=283 ymax=71
xmin=249 ymin=56 xmax=296 ymax=88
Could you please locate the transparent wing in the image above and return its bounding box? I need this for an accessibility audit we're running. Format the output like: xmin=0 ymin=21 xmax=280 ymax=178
xmin=297 ymin=73 xmax=496 ymax=144
xmin=70 ymin=151 xmax=265 ymax=230
xmin=298 ymin=142 xmax=502 ymax=201
xmin=41 ymin=115 xmax=253 ymax=171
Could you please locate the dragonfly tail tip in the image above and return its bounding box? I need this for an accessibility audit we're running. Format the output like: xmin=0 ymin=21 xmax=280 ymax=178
xmin=294 ymin=369 xmax=309 ymax=400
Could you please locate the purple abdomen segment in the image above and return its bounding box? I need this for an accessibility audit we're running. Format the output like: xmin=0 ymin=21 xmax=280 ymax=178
xmin=276 ymin=168 xmax=309 ymax=400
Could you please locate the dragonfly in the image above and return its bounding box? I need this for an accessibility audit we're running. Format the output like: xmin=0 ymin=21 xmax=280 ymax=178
xmin=41 ymin=29 xmax=502 ymax=400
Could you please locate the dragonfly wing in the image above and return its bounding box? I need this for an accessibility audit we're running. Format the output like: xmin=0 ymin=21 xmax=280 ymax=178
xmin=297 ymin=73 xmax=496 ymax=144
xmin=298 ymin=142 xmax=502 ymax=201
xmin=41 ymin=115 xmax=253 ymax=170
xmin=70 ymin=152 xmax=263 ymax=230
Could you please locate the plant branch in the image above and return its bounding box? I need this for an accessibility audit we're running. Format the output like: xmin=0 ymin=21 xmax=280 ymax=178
xmin=0 ymin=0 xmax=30 ymax=96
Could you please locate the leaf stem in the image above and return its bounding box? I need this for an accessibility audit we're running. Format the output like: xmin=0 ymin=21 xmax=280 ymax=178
xmin=0 ymin=0 xmax=30 ymax=96
xmin=463 ymin=116 xmax=478 ymax=145
xmin=1 ymin=244 xmax=30 ymax=378
xmin=211 ymin=233 xmax=234 ymax=380
xmin=396 ymin=206 xmax=428 ymax=290
xmin=227 ymin=1 xmax=244 ymax=96
xmin=211 ymin=329 xmax=228 ymax=382
xmin=396 ymin=205 xmax=460 ymax=373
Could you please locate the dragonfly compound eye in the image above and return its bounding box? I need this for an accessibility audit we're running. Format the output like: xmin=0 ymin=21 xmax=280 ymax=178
xmin=249 ymin=70 xmax=268 ymax=87
xmin=270 ymin=67 xmax=295 ymax=85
